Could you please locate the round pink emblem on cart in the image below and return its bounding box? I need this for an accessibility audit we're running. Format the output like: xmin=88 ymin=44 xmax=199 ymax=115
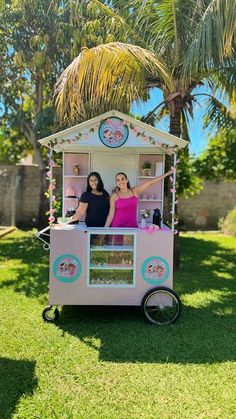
xmin=53 ymin=254 xmax=82 ymax=283
xmin=141 ymin=256 xmax=169 ymax=285
xmin=99 ymin=117 xmax=129 ymax=148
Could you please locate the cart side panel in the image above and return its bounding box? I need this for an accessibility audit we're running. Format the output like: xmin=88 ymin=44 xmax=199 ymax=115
xmin=49 ymin=229 xmax=88 ymax=305
xmin=136 ymin=229 xmax=173 ymax=292
xmin=49 ymin=227 xmax=173 ymax=306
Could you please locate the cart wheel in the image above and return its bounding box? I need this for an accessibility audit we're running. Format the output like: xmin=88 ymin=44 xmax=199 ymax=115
xmin=42 ymin=306 xmax=59 ymax=323
xmin=141 ymin=287 xmax=181 ymax=326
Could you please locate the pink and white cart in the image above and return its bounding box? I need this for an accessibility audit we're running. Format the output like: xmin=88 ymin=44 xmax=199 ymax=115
xmin=37 ymin=110 xmax=188 ymax=325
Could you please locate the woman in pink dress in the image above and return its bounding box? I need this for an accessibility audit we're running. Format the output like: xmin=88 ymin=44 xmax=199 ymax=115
xmin=105 ymin=170 xmax=173 ymax=228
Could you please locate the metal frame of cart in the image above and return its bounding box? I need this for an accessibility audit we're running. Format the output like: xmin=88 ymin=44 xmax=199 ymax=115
xmin=37 ymin=110 xmax=188 ymax=325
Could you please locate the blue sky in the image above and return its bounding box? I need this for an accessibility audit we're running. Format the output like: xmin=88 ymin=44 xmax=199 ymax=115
xmin=132 ymin=88 xmax=213 ymax=156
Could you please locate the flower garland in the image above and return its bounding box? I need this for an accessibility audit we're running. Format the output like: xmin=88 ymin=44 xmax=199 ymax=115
xmin=169 ymin=154 xmax=180 ymax=234
xmin=48 ymin=119 xmax=177 ymax=154
xmin=45 ymin=146 xmax=57 ymax=225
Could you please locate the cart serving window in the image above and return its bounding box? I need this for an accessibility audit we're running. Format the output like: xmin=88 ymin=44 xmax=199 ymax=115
xmin=37 ymin=110 xmax=188 ymax=325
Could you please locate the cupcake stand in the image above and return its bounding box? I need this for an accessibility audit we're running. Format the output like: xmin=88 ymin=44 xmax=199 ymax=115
xmin=37 ymin=110 xmax=188 ymax=325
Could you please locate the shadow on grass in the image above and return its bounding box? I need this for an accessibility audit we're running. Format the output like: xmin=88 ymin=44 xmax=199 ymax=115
xmin=57 ymin=235 xmax=236 ymax=364
xmin=1 ymin=233 xmax=236 ymax=364
xmin=0 ymin=233 xmax=49 ymax=298
xmin=174 ymin=235 xmax=236 ymax=296
xmin=0 ymin=357 xmax=37 ymax=419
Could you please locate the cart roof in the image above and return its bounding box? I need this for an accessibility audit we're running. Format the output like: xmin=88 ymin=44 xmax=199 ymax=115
xmin=38 ymin=110 xmax=188 ymax=153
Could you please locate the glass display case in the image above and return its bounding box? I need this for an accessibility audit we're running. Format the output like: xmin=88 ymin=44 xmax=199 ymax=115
xmin=88 ymin=233 xmax=136 ymax=287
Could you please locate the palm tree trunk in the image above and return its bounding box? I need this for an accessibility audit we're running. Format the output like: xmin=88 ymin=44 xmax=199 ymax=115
xmin=168 ymin=95 xmax=183 ymax=270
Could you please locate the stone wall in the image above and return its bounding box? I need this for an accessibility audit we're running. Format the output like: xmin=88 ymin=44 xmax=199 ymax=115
xmin=0 ymin=165 xmax=235 ymax=229
xmin=0 ymin=165 xmax=62 ymax=228
xmin=178 ymin=180 xmax=236 ymax=229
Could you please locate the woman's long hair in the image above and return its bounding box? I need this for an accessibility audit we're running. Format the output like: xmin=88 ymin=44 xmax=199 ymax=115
xmin=86 ymin=172 xmax=104 ymax=192
xmin=115 ymin=172 xmax=131 ymax=190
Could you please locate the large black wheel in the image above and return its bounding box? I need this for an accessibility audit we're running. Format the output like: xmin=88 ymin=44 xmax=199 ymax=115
xmin=141 ymin=287 xmax=181 ymax=325
xmin=42 ymin=306 xmax=59 ymax=323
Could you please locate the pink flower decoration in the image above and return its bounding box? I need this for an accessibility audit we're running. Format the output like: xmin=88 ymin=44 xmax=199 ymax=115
xmin=170 ymin=176 xmax=173 ymax=183
xmin=48 ymin=216 xmax=55 ymax=223
xmin=47 ymin=171 xmax=52 ymax=178
xmin=52 ymin=195 xmax=56 ymax=201
xmin=170 ymin=188 xmax=176 ymax=193
xmin=174 ymin=230 xmax=178 ymax=235
xmin=49 ymin=184 xmax=56 ymax=191
xmin=146 ymin=229 xmax=155 ymax=234
xmin=49 ymin=208 xmax=55 ymax=214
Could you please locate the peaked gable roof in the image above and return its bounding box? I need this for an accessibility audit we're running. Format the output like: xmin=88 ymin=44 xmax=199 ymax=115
xmin=38 ymin=109 xmax=188 ymax=152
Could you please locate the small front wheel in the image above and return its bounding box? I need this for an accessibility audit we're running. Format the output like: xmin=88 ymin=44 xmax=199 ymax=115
xmin=141 ymin=287 xmax=181 ymax=325
xmin=42 ymin=306 xmax=59 ymax=323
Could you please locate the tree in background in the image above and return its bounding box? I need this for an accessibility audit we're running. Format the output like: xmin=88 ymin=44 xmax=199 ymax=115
xmin=55 ymin=0 xmax=236 ymax=196
xmin=0 ymin=0 xmax=115 ymax=227
xmin=195 ymin=129 xmax=236 ymax=181
xmin=55 ymin=0 xmax=235 ymax=135
xmin=0 ymin=0 xmax=72 ymax=226
xmin=54 ymin=0 xmax=235 ymax=267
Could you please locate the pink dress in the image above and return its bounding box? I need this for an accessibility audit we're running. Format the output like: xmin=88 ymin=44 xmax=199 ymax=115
xmin=111 ymin=191 xmax=139 ymax=228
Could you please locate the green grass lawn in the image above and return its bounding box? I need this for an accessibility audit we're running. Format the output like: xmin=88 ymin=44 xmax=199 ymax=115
xmin=0 ymin=230 xmax=235 ymax=419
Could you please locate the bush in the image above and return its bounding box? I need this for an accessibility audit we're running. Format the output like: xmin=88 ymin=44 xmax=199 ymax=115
xmin=219 ymin=207 xmax=236 ymax=236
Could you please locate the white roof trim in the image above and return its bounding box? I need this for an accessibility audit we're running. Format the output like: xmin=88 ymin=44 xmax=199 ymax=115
xmin=38 ymin=109 xmax=188 ymax=149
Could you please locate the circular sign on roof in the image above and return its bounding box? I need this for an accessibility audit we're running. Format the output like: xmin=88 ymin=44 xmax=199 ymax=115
xmin=98 ymin=117 xmax=129 ymax=148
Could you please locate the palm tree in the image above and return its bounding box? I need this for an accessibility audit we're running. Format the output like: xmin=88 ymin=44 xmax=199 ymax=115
xmin=54 ymin=0 xmax=236 ymax=267
xmin=55 ymin=0 xmax=236 ymax=139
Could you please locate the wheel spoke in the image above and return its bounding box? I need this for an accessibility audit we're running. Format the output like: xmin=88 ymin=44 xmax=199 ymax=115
xmin=142 ymin=288 xmax=181 ymax=325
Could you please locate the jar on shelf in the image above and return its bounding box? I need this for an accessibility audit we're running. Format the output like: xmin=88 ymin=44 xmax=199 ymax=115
xmin=73 ymin=165 xmax=80 ymax=175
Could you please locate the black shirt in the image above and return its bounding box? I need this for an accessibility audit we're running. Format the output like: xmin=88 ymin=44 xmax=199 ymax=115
xmin=80 ymin=190 xmax=110 ymax=227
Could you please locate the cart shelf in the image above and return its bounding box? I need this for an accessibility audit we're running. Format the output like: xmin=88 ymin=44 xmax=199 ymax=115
xmin=139 ymin=176 xmax=157 ymax=179
xmin=140 ymin=199 xmax=162 ymax=202
xmin=90 ymin=245 xmax=134 ymax=251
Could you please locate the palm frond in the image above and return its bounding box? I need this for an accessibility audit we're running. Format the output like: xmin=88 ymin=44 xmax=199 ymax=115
xmin=183 ymin=0 xmax=236 ymax=79
xmin=141 ymin=101 xmax=167 ymax=125
xmin=210 ymin=60 xmax=236 ymax=109
xmin=203 ymin=96 xmax=236 ymax=131
xmin=54 ymin=42 xmax=173 ymax=123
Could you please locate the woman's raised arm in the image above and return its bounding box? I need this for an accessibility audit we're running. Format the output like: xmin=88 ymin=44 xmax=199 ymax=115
xmin=134 ymin=169 xmax=173 ymax=195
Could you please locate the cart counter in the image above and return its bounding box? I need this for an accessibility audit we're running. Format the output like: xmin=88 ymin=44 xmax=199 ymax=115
xmin=49 ymin=224 xmax=174 ymax=306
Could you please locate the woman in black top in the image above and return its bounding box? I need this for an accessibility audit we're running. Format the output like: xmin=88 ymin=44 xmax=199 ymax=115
xmin=69 ymin=172 xmax=110 ymax=227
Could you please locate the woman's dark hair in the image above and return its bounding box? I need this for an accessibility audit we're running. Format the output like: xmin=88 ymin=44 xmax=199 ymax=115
xmin=86 ymin=172 xmax=104 ymax=192
xmin=115 ymin=172 xmax=131 ymax=190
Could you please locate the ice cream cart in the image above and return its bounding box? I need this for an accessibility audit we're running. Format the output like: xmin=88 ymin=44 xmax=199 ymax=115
xmin=37 ymin=110 xmax=188 ymax=325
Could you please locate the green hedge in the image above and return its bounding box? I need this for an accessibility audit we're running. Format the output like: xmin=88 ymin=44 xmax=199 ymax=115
xmin=219 ymin=207 xmax=236 ymax=236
